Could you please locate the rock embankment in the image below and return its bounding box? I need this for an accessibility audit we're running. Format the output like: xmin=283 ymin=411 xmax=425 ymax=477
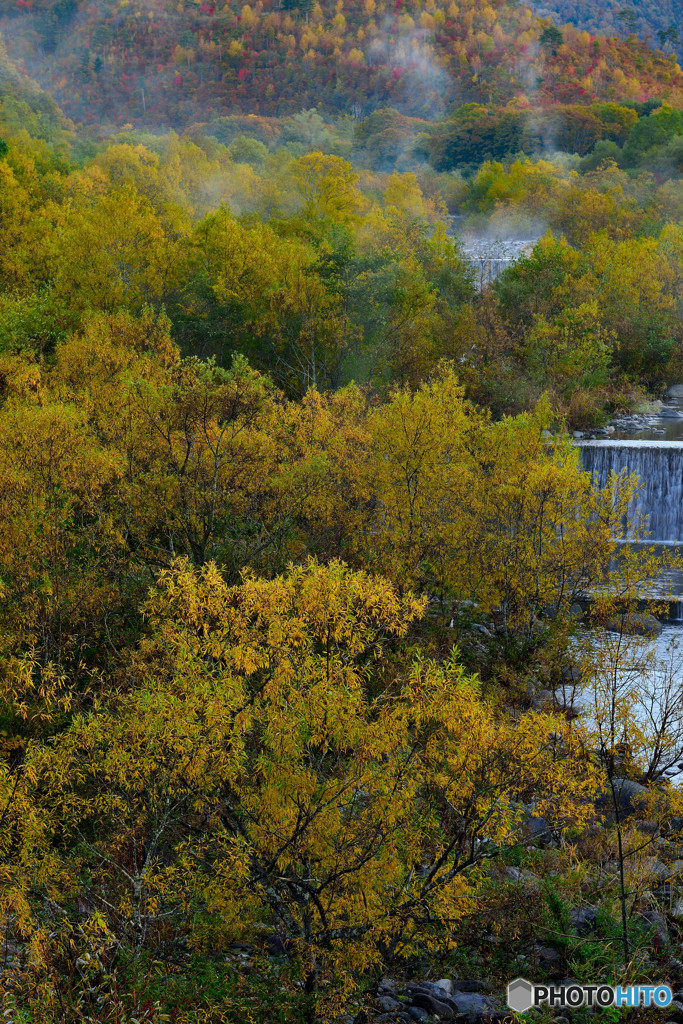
xmin=357 ymin=977 xmax=511 ymax=1024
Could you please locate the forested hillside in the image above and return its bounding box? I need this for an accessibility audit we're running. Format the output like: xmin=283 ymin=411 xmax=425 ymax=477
xmin=1 ymin=0 xmax=681 ymax=125
xmin=530 ymin=0 xmax=683 ymax=62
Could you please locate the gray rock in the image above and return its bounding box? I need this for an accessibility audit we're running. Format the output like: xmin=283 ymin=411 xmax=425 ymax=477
xmin=378 ymin=977 xmax=398 ymax=995
xmin=553 ymin=683 xmax=587 ymax=719
xmin=570 ymin=905 xmax=598 ymax=934
xmin=604 ymin=612 xmax=662 ymax=636
xmin=453 ymin=981 xmax=494 ymax=993
xmin=561 ymin=661 xmax=582 ymax=682
xmin=639 ymin=908 xmax=669 ymax=947
xmin=524 ymin=806 xmax=553 ymax=845
xmin=505 ymin=865 xmax=540 ymax=888
xmin=530 ymin=689 xmax=554 ymax=711
xmin=377 ymin=994 xmax=402 ymax=1012
xmin=376 ymin=1015 xmax=412 ymax=1024
xmin=636 ymin=820 xmax=659 ymax=834
xmin=660 ymin=407 xmax=683 ymax=419
xmin=411 ymin=991 xmax=455 ymax=1017
xmin=418 ymin=980 xmax=455 ymax=1000
xmin=641 ymin=857 xmax=670 ymax=880
xmin=667 ymin=1002 xmax=683 ymax=1024
xmin=665 ymin=385 xmax=683 ymax=399
xmin=535 ymin=945 xmax=564 ymax=977
xmin=408 ymin=1009 xmax=430 ymax=1023
xmin=451 ymin=992 xmax=497 ymax=1018
xmin=597 ymin=778 xmax=649 ymax=821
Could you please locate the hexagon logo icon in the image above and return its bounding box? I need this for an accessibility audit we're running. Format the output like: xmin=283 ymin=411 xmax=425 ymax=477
xmin=507 ymin=977 xmax=534 ymax=1013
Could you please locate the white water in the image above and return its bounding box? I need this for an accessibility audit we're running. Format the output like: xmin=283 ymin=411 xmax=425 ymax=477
xmin=571 ymin=625 xmax=683 ymax=782
xmin=575 ymin=412 xmax=683 ymax=777
xmin=579 ymin=441 xmax=683 ymax=544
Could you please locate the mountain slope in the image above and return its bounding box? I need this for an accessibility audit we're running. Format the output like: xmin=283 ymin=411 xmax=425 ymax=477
xmin=531 ymin=0 xmax=683 ymax=60
xmin=1 ymin=0 xmax=681 ymax=127
xmin=0 ymin=36 xmax=74 ymax=146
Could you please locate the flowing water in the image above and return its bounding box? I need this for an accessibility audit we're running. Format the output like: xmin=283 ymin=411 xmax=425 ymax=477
xmin=576 ymin=398 xmax=683 ymax=776
xmin=580 ymin=442 xmax=683 ymax=544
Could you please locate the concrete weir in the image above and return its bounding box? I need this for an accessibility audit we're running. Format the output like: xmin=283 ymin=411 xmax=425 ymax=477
xmin=579 ymin=440 xmax=683 ymax=544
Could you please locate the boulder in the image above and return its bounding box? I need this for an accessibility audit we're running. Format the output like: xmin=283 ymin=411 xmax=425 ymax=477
xmin=265 ymin=934 xmax=290 ymax=956
xmin=417 ymin=980 xmax=455 ymax=999
xmin=408 ymin=1009 xmax=430 ymax=1023
xmin=525 ymin=810 xmax=553 ymax=845
xmin=377 ymin=995 xmax=402 ymax=1012
xmin=664 ymin=385 xmax=683 ymax=399
xmin=641 ymin=857 xmax=670 ymax=881
xmin=660 ymin=407 xmax=683 ymax=419
xmin=666 ymin=1002 xmax=683 ymax=1024
xmin=604 ymin=612 xmax=662 ymax=636
xmin=410 ymin=990 xmax=454 ymax=1017
xmin=597 ymin=777 xmax=649 ymax=821
xmin=453 ymin=981 xmax=494 ymax=993
xmin=505 ymin=865 xmax=541 ymax=889
xmin=639 ymin=908 xmax=669 ymax=947
xmin=450 ymin=992 xmax=498 ymax=1021
xmin=530 ymin=689 xmax=554 ymax=711
xmin=570 ymin=905 xmax=598 ymax=934
xmin=561 ymin=661 xmax=582 ymax=682
xmin=553 ymin=684 xmax=587 ymax=719
xmin=535 ymin=945 xmax=565 ymax=978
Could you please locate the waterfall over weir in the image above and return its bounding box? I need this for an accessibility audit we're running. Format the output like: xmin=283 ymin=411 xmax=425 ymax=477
xmin=579 ymin=440 xmax=683 ymax=543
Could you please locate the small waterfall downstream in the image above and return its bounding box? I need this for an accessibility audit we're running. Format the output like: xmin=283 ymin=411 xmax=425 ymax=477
xmin=578 ymin=435 xmax=683 ymax=766
xmin=580 ymin=440 xmax=683 ymax=621
xmin=580 ymin=440 xmax=683 ymax=544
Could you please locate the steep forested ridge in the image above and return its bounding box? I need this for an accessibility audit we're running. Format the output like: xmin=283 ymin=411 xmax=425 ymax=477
xmin=531 ymin=0 xmax=683 ymax=61
xmin=1 ymin=0 xmax=681 ymax=125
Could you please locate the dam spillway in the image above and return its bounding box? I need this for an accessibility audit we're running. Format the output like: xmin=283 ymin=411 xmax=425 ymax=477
xmin=579 ymin=440 xmax=683 ymax=544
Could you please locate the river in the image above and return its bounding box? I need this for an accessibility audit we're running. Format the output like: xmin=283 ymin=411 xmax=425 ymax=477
xmin=574 ymin=397 xmax=683 ymax=780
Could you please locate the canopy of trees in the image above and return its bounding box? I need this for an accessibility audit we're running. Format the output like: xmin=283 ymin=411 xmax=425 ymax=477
xmin=0 ymin=0 xmax=681 ymax=125
xmin=1 ymin=21 xmax=683 ymax=1024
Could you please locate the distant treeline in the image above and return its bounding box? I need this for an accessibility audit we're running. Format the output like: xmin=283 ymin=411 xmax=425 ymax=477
xmin=410 ymin=100 xmax=683 ymax=171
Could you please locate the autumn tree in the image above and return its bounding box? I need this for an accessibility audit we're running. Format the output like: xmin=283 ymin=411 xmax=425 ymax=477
xmin=7 ymin=559 xmax=600 ymax=1020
